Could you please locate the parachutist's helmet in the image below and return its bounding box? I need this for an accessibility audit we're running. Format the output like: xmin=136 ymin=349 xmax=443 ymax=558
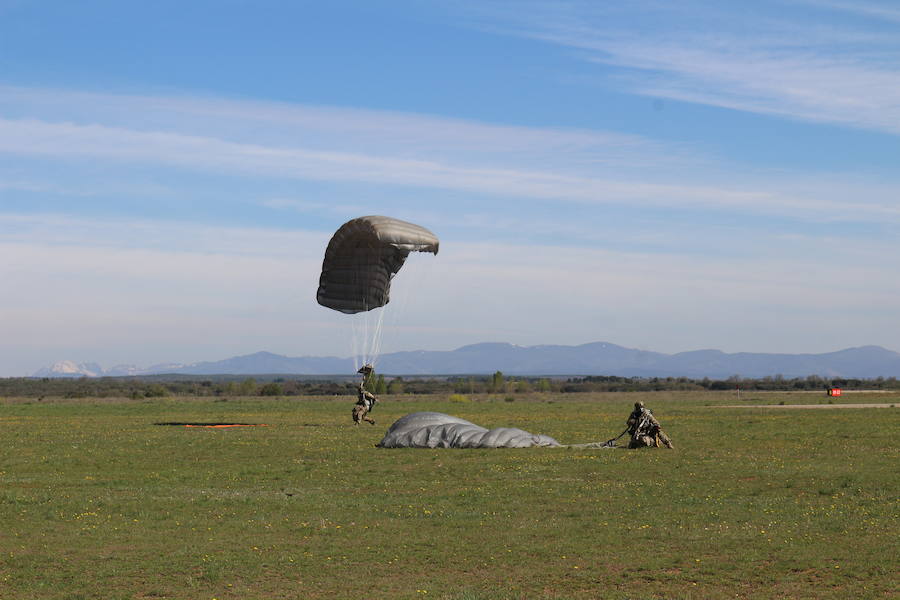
xmin=634 ymin=401 xmax=644 ymax=409
xmin=357 ymin=363 xmax=374 ymax=375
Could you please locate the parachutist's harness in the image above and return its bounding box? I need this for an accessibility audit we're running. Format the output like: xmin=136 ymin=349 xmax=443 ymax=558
xmin=627 ymin=408 xmax=654 ymax=434
xmin=357 ymin=389 xmax=377 ymax=412
xmin=631 ymin=413 xmax=652 ymax=437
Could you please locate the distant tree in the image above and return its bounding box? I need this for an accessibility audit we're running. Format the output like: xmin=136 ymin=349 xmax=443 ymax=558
xmin=490 ymin=371 xmax=504 ymax=393
xmin=387 ymin=376 xmax=404 ymax=395
xmin=374 ymin=374 xmax=387 ymax=395
xmin=238 ymin=378 xmax=257 ymax=396
xmin=144 ymin=384 xmax=168 ymax=398
xmin=259 ymin=382 xmax=283 ymax=396
xmin=537 ymin=378 xmax=552 ymax=393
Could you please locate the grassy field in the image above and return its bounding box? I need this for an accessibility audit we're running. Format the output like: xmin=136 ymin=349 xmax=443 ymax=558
xmin=1 ymin=391 xmax=897 ymax=599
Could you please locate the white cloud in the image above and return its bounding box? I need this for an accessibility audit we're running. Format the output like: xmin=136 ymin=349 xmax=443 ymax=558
xmin=798 ymin=0 xmax=900 ymax=24
xmin=470 ymin=1 xmax=900 ymax=136
xmin=0 ymin=212 xmax=327 ymax=257
xmin=2 ymin=85 xmax=900 ymax=228
xmin=612 ymin=46 xmax=900 ymax=135
xmin=2 ymin=115 xmax=898 ymax=224
xmin=0 ymin=85 xmax=668 ymax=169
xmin=2 ymin=213 xmax=899 ymax=375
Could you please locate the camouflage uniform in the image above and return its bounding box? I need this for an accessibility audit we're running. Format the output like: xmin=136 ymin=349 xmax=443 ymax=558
xmin=352 ymin=384 xmax=377 ymax=425
xmin=626 ymin=402 xmax=673 ymax=449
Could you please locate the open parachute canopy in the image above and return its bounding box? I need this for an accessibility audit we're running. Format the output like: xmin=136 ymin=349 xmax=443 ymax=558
xmin=317 ymin=216 xmax=439 ymax=314
xmin=378 ymin=412 xmax=561 ymax=449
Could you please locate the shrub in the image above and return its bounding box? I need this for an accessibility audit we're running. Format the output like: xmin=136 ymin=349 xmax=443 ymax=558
xmin=387 ymin=377 xmax=405 ymax=394
xmin=144 ymin=384 xmax=168 ymax=398
xmin=259 ymin=382 xmax=283 ymax=396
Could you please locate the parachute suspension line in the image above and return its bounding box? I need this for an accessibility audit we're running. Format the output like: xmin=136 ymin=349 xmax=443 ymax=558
xmin=362 ymin=295 xmax=369 ymax=366
xmin=354 ymin=296 xmax=376 ymax=370
xmin=363 ymin=248 xmax=387 ymax=367
xmin=350 ymin=305 xmax=377 ymax=370
xmin=363 ymin=247 xmax=376 ymax=368
xmin=350 ymin=313 xmax=362 ymax=373
xmin=349 ymin=248 xmax=370 ymax=373
xmin=349 ymin=245 xmax=388 ymax=371
xmin=368 ymin=305 xmax=387 ymax=368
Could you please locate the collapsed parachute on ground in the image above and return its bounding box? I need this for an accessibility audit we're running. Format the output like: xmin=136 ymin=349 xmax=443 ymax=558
xmin=317 ymin=216 xmax=439 ymax=314
xmin=377 ymin=412 xmax=561 ymax=449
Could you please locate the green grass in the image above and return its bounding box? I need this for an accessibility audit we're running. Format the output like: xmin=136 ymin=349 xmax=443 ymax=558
xmin=1 ymin=391 xmax=897 ymax=599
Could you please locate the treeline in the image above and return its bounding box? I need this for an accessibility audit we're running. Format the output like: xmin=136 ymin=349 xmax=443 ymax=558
xmin=0 ymin=376 xmax=351 ymax=399
xmin=2 ymin=371 xmax=899 ymax=399
xmin=571 ymin=374 xmax=900 ymax=392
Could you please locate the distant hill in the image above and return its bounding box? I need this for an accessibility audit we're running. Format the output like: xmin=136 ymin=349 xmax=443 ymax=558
xmin=31 ymin=342 xmax=900 ymax=379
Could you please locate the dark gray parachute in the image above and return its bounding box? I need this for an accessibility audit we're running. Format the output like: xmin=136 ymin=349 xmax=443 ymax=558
xmin=317 ymin=216 xmax=439 ymax=314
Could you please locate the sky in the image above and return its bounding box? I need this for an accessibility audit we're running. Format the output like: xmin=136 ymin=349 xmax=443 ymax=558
xmin=2 ymin=0 xmax=900 ymax=376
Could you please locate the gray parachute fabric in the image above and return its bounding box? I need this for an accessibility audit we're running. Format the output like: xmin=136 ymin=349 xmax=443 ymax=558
xmin=377 ymin=412 xmax=561 ymax=449
xmin=317 ymin=216 xmax=439 ymax=314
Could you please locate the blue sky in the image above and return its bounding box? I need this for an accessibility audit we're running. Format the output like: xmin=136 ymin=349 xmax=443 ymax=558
xmin=2 ymin=0 xmax=900 ymax=376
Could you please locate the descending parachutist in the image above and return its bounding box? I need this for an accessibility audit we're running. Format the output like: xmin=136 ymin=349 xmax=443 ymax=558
xmin=315 ymin=216 xmax=437 ymax=426
xmin=352 ymin=381 xmax=378 ymax=426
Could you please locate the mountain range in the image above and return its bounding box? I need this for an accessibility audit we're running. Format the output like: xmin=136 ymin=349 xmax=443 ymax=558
xmin=31 ymin=342 xmax=900 ymax=379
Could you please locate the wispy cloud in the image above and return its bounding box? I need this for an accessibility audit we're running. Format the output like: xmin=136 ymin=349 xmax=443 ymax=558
xmin=0 ymin=212 xmax=327 ymax=257
xmin=2 ymin=109 xmax=899 ymax=224
xmin=468 ymin=0 xmax=900 ymax=136
xmin=0 ymin=85 xmax=669 ymax=169
xmin=799 ymin=0 xmax=900 ymax=24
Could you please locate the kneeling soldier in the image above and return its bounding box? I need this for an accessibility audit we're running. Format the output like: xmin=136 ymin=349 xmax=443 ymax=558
xmin=626 ymin=401 xmax=673 ymax=449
